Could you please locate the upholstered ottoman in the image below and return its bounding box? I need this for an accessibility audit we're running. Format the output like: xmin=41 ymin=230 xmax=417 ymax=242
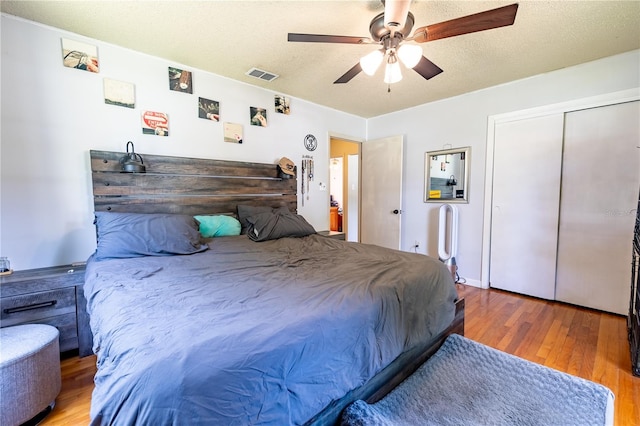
xmin=0 ymin=324 xmax=61 ymax=426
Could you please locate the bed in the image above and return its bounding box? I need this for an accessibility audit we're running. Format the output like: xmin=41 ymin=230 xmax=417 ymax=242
xmin=85 ymin=150 xmax=464 ymax=425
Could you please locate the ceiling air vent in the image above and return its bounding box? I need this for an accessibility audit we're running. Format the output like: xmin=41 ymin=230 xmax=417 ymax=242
xmin=246 ymin=67 xmax=279 ymax=82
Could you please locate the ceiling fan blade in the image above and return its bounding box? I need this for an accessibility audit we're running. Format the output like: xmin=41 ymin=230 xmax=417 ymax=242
xmin=412 ymin=3 xmax=518 ymax=43
xmin=334 ymin=63 xmax=363 ymax=84
xmin=413 ymin=56 xmax=443 ymax=80
xmin=288 ymin=33 xmax=372 ymax=44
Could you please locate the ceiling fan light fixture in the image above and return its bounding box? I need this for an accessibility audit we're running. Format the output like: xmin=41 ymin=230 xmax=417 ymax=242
xmin=397 ymin=44 xmax=422 ymax=69
xmin=384 ymin=0 xmax=412 ymax=31
xmin=360 ymin=49 xmax=384 ymax=76
xmin=384 ymin=57 xmax=402 ymax=84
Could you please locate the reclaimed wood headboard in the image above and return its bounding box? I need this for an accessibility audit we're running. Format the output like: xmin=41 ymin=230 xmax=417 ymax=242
xmin=90 ymin=150 xmax=297 ymax=215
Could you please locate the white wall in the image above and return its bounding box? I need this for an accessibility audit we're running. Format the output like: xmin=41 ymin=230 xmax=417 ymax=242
xmin=367 ymin=50 xmax=640 ymax=287
xmin=0 ymin=15 xmax=366 ymax=270
xmin=2 ymin=14 xmax=638 ymax=278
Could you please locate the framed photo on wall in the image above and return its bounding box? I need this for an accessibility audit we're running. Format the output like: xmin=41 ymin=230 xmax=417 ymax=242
xmin=168 ymin=67 xmax=193 ymax=93
xmin=198 ymin=97 xmax=220 ymax=121
xmin=141 ymin=111 xmax=169 ymax=136
xmin=224 ymin=122 xmax=243 ymax=144
xmin=250 ymin=107 xmax=267 ymax=127
xmin=61 ymin=38 xmax=99 ymax=73
xmin=104 ymin=78 xmax=135 ymax=108
xmin=275 ymin=95 xmax=290 ymax=115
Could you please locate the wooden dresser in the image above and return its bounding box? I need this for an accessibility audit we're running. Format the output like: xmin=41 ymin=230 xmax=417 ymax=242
xmin=330 ymin=207 xmax=339 ymax=231
xmin=1 ymin=264 xmax=93 ymax=356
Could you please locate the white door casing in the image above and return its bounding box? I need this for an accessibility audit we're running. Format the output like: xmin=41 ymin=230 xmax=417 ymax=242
xmin=361 ymin=135 xmax=404 ymax=250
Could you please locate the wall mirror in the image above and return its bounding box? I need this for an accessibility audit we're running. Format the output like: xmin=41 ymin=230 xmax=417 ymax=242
xmin=424 ymin=147 xmax=470 ymax=203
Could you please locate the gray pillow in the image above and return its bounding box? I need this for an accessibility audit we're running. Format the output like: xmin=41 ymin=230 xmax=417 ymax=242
xmin=94 ymin=212 xmax=208 ymax=260
xmin=246 ymin=211 xmax=316 ymax=241
xmin=237 ymin=205 xmax=291 ymax=234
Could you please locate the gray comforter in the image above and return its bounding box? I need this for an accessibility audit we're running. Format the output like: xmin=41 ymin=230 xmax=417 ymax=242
xmin=84 ymin=234 xmax=457 ymax=425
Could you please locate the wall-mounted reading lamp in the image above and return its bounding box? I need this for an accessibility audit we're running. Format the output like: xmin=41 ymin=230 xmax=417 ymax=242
xmin=119 ymin=141 xmax=146 ymax=173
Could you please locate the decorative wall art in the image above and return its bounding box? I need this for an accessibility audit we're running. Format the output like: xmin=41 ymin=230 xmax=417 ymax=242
xmin=141 ymin=111 xmax=169 ymax=136
xmin=223 ymin=122 xmax=243 ymax=144
xmin=275 ymin=95 xmax=290 ymax=115
xmin=304 ymin=134 xmax=317 ymax=151
xmin=104 ymin=78 xmax=135 ymax=108
xmin=198 ymin=97 xmax=220 ymax=121
xmin=56 ymin=36 xmax=301 ymax=145
xmin=168 ymin=67 xmax=193 ymax=93
xmin=301 ymin=155 xmax=314 ymax=206
xmin=61 ymin=38 xmax=99 ymax=73
xmin=250 ymin=107 xmax=267 ymax=127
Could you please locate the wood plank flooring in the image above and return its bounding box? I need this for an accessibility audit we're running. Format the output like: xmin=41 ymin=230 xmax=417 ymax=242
xmin=458 ymin=285 xmax=639 ymax=426
xmin=42 ymin=285 xmax=639 ymax=425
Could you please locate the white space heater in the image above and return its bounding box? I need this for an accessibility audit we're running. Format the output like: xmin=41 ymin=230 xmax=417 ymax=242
xmin=438 ymin=204 xmax=458 ymax=282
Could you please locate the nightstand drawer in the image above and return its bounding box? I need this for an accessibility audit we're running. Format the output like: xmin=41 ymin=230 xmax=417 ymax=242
xmin=15 ymin=312 xmax=79 ymax=352
xmin=1 ymin=287 xmax=76 ymax=326
xmin=0 ymin=264 xmax=89 ymax=355
xmin=34 ymin=313 xmax=78 ymax=352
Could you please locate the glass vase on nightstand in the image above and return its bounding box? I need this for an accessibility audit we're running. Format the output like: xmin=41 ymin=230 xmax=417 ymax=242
xmin=0 ymin=257 xmax=11 ymax=274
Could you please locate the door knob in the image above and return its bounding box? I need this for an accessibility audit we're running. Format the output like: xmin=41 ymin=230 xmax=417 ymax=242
xmin=392 ymin=209 xmax=400 ymax=214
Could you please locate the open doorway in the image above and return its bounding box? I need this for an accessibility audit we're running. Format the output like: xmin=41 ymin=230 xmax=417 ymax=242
xmin=329 ymin=137 xmax=360 ymax=242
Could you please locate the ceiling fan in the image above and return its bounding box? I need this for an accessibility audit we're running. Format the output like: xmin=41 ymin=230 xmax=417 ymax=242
xmin=288 ymin=1 xmax=518 ymax=86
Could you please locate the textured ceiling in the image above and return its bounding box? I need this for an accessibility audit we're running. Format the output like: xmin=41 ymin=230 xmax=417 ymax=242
xmin=2 ymin=0 xmax=639 ymax=118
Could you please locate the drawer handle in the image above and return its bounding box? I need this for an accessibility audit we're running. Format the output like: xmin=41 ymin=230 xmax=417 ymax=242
xmin=4 ymin=300 xmax=57 ymax=314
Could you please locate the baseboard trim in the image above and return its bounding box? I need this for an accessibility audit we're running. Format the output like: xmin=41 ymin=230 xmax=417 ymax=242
xmin=458 ymin=278 xmax=482 ymax=288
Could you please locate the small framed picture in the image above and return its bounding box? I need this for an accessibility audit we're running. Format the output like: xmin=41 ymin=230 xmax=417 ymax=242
xmin=61 ymin=38 xmax=99 ymax=73
xmin=198 ymin=97 xmax=220 ymax=121
xmin=250 ymin=107 xmax=267 ymax=127
xmin=275 ymin=95 xmax=290 ymax=115
xmin=141 ymin=111 xmax=169 ymax=136
xmin=104 ymin=78 xmax=135 ymax=108
xmin=223 ymin=122 xmax=243 ymax=144
xmin=168 ymin=67 xmax=193 ymax=93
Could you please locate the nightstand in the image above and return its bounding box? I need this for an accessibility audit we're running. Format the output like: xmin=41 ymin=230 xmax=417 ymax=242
xmin=0 ymin=264 xmax=92 ymax=356
xmin=318 ymin=230 xmax=346 ymax=240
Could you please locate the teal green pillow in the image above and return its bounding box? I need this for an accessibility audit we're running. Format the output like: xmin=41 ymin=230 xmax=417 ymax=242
xmin=194 ymin=215 xmax=241 ymax=238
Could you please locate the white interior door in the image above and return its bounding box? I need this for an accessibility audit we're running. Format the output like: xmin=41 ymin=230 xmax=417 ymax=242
xmin=490 ymin=114 xmax=565 ymax=299
xmin=361 ymin=135 xmax=403 ymax=250
xmin=555 ymin=101 xmax=640 ymax=315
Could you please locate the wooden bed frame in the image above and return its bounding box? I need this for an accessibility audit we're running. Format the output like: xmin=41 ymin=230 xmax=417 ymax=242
xmin=88 ymin=149 xmax=465 ymax=425
xmin=90 ymin=150 xmax=297 ymax=214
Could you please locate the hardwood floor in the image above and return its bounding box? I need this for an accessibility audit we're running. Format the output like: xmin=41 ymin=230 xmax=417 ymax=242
xmin=458 ymin=285 xmax=639 ymax=426
xmin=43 ymin=285 xmax=639 ymax=425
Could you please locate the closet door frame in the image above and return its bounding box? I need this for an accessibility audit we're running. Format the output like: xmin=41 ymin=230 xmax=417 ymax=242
xmin=481 ymin=88 xmax=640 ymax=289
